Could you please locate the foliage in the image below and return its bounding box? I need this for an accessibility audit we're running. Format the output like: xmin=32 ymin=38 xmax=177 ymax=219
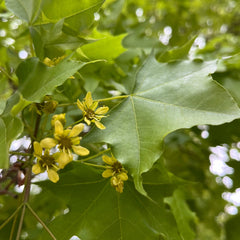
xmin=1 ymin=0 xmax=240 ymax=239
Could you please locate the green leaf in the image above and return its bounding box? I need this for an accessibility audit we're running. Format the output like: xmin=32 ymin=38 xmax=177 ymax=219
xmin=16 ymin=57 xmax=87 ymax=102
xmin=5 ymin=0 xmax=41 ymax=23
xmin=0 ymin=115 xmax=23 ymax=168
xmin=34 ymin=0 xmax=104 ymax=33
xmin=157 ymin=36 xmax=197 ymax=62
xmin=37 ymin=161 xmax=183 ymax=240
xmin=77 ymin=34 xmax=127 ymax=61
xmin=29 ymin=20 xmax=90 ymax=59
xmin=84 ymin=56 xmax=240 ymax=195
xmin=165 ymin=189 xmax=197 ymax=240
xmin=0 ymin=99 xmax=6 ymax=115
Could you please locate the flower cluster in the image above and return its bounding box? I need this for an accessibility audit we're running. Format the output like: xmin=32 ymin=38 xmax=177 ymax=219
xmin=32 ymin=114 xmax=89 ymax=183
xmin=102 ymin=154 xmax=128 ymax=193
xmin=32 ymin=92 xmax=129 ymax=193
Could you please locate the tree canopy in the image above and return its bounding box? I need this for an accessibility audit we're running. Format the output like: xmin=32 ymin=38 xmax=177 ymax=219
xmin=1 ymin=0 xmax=240 ymax=239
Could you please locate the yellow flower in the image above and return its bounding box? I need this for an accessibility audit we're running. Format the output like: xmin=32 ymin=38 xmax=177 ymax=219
xmin=43 ymin=56 xmax=65 ymax=67
xmin=41 ymin=120 xmax=89 ymax=168
xmin=77 ymin=92 xmax=109 ymax=129
xmin=51 ymin=113 xmax=66 ymax=128
xmin=32 ymin=141 xmax=59 ymax=183
xmin=102 ymin=155 xmax=128 ymax=193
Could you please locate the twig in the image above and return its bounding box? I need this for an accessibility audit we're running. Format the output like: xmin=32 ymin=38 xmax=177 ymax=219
xmin=16 ymin=204 xmax=26 ymax=240
xmin=15 ymin=114 xmax=41 ymax=238
xmin=26 ymin=203 xmax=57 ymax=240
xmin=10 ymin=211 xmax=19 ymax=240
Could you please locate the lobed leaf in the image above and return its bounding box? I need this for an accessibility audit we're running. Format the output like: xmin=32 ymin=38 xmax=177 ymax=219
xmin=83 ymin=56 xmax=240 ymax=195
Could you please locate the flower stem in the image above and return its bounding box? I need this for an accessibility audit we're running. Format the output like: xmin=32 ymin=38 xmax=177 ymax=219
xmin=82 ymin=162 xmax=108 ymax=169
xmin=79 ymin=148 xmax=111 ymax=162
xmin=67 ymin=117 xmax=84 ymax=128
xmin=95 ymin=95 xmax=129 ymax=102
xmin=26 ymin=203 xmax=57 ymax=240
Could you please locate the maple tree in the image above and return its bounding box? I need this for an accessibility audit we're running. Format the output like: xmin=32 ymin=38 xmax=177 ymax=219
xmin=1 ymin=0 xmax=240 ymax=239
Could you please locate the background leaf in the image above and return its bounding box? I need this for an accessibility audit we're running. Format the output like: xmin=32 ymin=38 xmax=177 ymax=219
xmin=0 ymin=115 xmax=23 ymax=168
xmin=77 ymin=33 xmax=127 ymax=61
xmin=5 ymin=0 xmax=41 ymax=23
xmin=165 ymin=189 xmax=197 ymax=240
xmin=34 ymin=0 xmax=104 ymax=33
xmin=16 ymin=57 xmax=87 ymax=102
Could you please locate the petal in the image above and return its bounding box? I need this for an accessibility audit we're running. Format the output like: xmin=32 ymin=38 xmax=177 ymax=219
xmin=115 ymin=183 xmax=124 ymax=193
xmin=69 ymin=123 xmax=84 ymax=137
xmin=85 ymin=92 xmax=93 ymax=108
xmin=47 ymin=168 xmax=59 ymax=183
xmin=84 ymin=117 xmax=91 ymax=125
xmin=102 ymin=155 xmax=115 ymax=165
xmin=118 ymin=172 xmax=128 ymax=181
xmin=33 ymin=141 xmax=42 ymax=156
xmin=95 ymin=121 xmax=105 ymax=130
xmin=55 ymin=120 xmax=64 ymax=135
xmin=40 ymin=138 xmax=57 ymax=149
xmin=72 ymin=145 xmax=89 ymax=156
xmin=57 ymin=151 xmax=72 ymax=169
xmin=102 ymin=169 xmax=113 ymax=178
xmin=91 ymin=101 xmax=98 ymax=111
xmin=71 ymin=136 xmax=80 ymax=145
xmin=111 ymin=176 xmax=120 ymax=186
xmin=77 ymin=99 xmax=85 ymax=111
xmin=95 ymin=106 xmax=109 ymax=115
xmin=32 ymin=163 xmax=43 ymax=174
xmin=51 ymin=113 xmax=66 ymax=127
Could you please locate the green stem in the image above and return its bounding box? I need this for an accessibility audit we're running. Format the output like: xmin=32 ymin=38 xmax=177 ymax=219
xmin=67 ymin=117 xmax=84 ymax=128
xmin=0 ymin=203 xmax=23 ymax=231
xmin=10 ymin=211 xmax=19 ymax=240
xmin=95 ymin=95 xmax=129 ymax=102
xmin=58 ymin=102 xmax=76 ymax=107
xmin=26 ymin=203 xmax=57 ymax=240
xmin=16 ymin=204 xmax=26 ymax=240
xmin=9 ymin=151 xmax=32 ymax=157
xmin=82 ymin=162 xmax=108 ymax=169
xmin=79 ymin=148 xmax=111 ymax=162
